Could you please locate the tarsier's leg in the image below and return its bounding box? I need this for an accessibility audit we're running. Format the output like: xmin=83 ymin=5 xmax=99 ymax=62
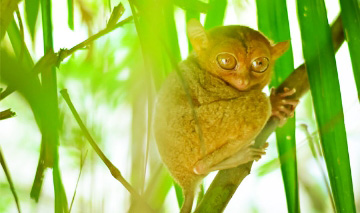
xmin=202 ymin=142 xmax=269 ymax=172
xmin=270 ymin=87 xmax=299 ymax=126
xmin=193 ymin=140 xmax=251 ymax=175
xmin=193 ymin=141 xmax=268 ymax=175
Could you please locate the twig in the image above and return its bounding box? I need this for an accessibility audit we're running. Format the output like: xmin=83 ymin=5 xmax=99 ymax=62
xmin=0 ymin=146 xmax=21 ymax=213
xmin=69 ymin=150 xmax=88 ymax=213
xmin=195 ymin=15 xmax=344 ymax=212
xmin=60 ymin=89 xmax=153 ymax=212
xmin=57 ymin=16 xmax=133 ymax=64
xmin=300 ymin=124 xmax=335 ymax=211
xmin=1 ymin=16 xmax=134 ymax=102
xmin=0 ymin=109 xmax=16 ymax=120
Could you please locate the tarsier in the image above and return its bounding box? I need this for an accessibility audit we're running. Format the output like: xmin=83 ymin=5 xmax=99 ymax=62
xmin=154 ymin=19 xmax=298 ymax=213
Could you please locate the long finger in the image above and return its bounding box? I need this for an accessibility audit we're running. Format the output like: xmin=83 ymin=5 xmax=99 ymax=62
xmin=281 ymin=99 xmax=299 ymax=106
xmin=279 ymin=88 xmax=296 ymax=97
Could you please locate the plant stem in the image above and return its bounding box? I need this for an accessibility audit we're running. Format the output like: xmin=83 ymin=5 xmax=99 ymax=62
xmin=0 ymin=147 xmax=21 ymax=213
xmin=60 ymin=89 xmax=154 ymax=212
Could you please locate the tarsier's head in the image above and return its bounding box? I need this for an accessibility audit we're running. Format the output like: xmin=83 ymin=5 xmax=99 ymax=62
xmin=187 ymin=19 xmax=290 ymax=91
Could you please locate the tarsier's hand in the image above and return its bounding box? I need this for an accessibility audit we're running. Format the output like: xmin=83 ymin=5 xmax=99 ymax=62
xmin=270 ymin=87 xmax=299 ymax=126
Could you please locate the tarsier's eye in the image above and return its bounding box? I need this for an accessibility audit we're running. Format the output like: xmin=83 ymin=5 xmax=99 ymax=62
xmin=251 ymin=57 xmax=269 ymax=73
xmin=216 ymin=53 xmax=237 ymax=70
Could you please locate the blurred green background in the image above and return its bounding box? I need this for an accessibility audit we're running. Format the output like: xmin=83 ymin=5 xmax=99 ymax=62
xmin=1 ymin=0 xmax=359 ymax=212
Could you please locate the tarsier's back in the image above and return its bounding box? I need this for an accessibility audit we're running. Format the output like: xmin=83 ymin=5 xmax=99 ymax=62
xmin=154 ymin=19 xmax=291 ymax=213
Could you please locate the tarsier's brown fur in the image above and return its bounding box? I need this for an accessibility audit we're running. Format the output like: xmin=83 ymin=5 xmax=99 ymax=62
xmin=154 ymin=20 xmax=292 ymax=213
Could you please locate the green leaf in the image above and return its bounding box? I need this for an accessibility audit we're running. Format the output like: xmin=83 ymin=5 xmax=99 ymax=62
xmin=25 ymin=0 xmax=40 ymax=40
xmin=173 ymin=0 xmax=209 ymax=14
xmin=297 ymin=0 xmax=356 ymax=212
xmin=338 ymin=0 xmax=360 ymax=100
xmin=174 ymin=182 xmax=184 ymax=208
xmin=143 ymin=166 xmax=173 ymax=210
xmin=256 ymin=0 xmax=299 ymax=212
xmin=0 ymin=0 xmax=20 ymax=40
xmin=204 ymin=0 xmax=227 ymax=30
xmin=7 ymin=20 xmax=35 ymax=69
xmin=107 ymin=2 xmax=125 ymax=28
xmin=67 ymin=0 xmax=74 ymax=30
xmin=163 ymin=2 xmax=181 ymax=63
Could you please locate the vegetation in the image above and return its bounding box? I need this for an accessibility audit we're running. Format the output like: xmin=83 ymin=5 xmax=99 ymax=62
xmin=1 ymin=0 xmax=359 ymax=212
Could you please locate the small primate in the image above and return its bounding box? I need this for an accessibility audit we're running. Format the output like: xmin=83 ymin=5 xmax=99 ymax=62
xmin=154 ymin=19 xmax=298 ymax=213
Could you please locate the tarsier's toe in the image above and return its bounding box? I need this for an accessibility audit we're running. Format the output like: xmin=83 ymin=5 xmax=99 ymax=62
xmin=250 ymin=147 xmax=267 ymax=162
xmin=270 ymin=87 xmax=299 ymax=126
xmin=262 ymin=142 xmax=269 ymax=149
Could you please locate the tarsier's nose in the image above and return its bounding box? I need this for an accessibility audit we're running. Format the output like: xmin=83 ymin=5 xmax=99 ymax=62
xmin=235 ymin=78 xmax=249 ymax=90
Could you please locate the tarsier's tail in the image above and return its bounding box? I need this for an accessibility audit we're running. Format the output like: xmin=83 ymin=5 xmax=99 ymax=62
xmin=180 ymin=189 xmax=195 ymax=213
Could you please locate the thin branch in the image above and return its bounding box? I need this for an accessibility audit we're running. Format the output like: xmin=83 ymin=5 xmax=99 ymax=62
xmin=300 ymin=124 xmax=335 ymax=211
xmin=0 ymin=109 xmax=16 ymax=120
xmin=57 ymin=16 xmax=133 ymax=64
xmin=69 ymin=150 xmax=88 ymax=213
xmin=195 ymin=15 xmax=344 ymax=212
xmin=60 ymin=89 xmax=154 ymax=212
xmin=1 ymin=16 xmax=134 ymax=102
xmin=0 ymin=146 xmax=21 ymax=213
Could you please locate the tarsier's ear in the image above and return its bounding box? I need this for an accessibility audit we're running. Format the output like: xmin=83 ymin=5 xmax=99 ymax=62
xmin=271 ymin=40 xmax=290 ymax=60
xmin=187 ymin=19 xmax=208 ymax=52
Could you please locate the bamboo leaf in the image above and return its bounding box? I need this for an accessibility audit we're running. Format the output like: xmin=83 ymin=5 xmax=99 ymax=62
xmin=297 ymin=0 xmax=356 ymax=212
xmin=163 ymin=2 xmax=181 ymax=63
xmin=67 ymin=0 xmax=74 ymax=30
xmin=7 ymin=20 xmax=35 ymax=69
xmin=107 ymin=2 xmax=125 ymax=28
xmin=256 ymin=0 xmax=299 ymax=212
xmin=204 ymin=0 xmax=227 ymax=30
xmin=0 ymin=0 xmax=21 ymax=40
xmin=25 ymin=0 xmax=40 ymax=39
xmin=139 ymin=166 xmax=173 ymax=211
xmin=173 ymin=0 xmax=209 ymax=14
xmin=338 ymin=0 xmax=360 ymax=100
xmin=174 ymin=182 xmax=184 ymax=208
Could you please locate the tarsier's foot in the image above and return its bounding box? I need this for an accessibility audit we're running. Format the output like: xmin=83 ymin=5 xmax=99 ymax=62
xmin=194 ymin=142 xmax=269 ymax=174
xmin=249 ymin=142 xmax=268 ymax=162
xmin=270 ymin=87 xmax=299 ymax=126
xmin=230 ymin=141 xmax=269 ymax=164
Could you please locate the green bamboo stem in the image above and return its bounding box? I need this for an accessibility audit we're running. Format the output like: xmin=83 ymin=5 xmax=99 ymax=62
xmin=38 ymin=0 xmax=68 ymax=212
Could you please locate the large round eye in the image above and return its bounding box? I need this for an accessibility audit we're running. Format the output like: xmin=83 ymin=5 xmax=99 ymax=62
xmin=251 ymin=57 xmax=269 ymax=73
xmin=216 ymin=53 xmax=237 ymax=70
